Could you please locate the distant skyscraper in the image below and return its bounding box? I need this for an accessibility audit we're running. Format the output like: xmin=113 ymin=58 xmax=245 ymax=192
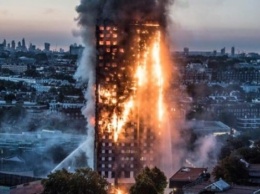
xmin=17 ymin=41 xmax=22 ymax=49
xmin=11 ymin=40 xmax=15 ymax=50
xmin=44 ymin=43 xmax=50 ymax=52
xmin=221 ymin=47 xmax=226 ymax=55
xmin=29 ymin=43 xmax=36 ymax=52
xmin=184 ymin=47 xmax=189 ymax=56
xmin=231 ymin=46 xmax=235 ymax=56
xmin=2 ymin=39 xmax=6 ymax=48
xmin=22 ymin=38 xmax=27 ymax=50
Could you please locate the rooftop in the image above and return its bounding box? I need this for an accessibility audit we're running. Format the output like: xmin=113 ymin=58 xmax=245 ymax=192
xmin=184 ymin=180 xmax=260 ymax=194
xmin=170 ymin=167 xmax=207 ymax=182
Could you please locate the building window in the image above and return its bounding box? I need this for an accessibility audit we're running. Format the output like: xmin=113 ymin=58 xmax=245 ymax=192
xmin=125 ymin=171 xmax=130 ymax=178
xmin=112 ymin=171 xmax=115 ymax=178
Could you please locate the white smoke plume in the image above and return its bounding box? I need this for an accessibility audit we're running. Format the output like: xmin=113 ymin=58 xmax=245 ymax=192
xmin=187 ymin=135 xmax=220 ymax=169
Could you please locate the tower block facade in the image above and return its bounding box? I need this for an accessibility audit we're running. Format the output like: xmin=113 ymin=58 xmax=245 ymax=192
xmin=95 ymin=21 xmax=164 ymax=184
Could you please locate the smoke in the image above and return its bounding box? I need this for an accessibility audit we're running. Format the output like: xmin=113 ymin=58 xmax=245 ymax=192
xmin=0 ymin=131 xmax=86 ymax=177
xmin=187 ymin=135 xmax=220 ymax=168
xmin=76 ymin=0 xmax=174 ymax=27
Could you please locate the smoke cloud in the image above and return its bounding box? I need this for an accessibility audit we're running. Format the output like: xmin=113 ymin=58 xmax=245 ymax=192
xmin=187 ymin=135 xmax=220 ymax=168
xmin=76 ymin=0 xmax=174 ymax=27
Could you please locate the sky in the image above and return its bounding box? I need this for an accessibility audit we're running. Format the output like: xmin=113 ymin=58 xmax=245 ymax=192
xmin=0 ymin=0 xmax=260 ymax=53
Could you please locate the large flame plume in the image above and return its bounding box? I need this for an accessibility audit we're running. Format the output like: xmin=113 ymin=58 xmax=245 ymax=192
xmin=97 ymin=23 xmax=168 ymax=144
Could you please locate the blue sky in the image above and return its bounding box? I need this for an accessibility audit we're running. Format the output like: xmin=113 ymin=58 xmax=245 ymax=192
xmin=0 ymin=0 xmax=259 ymax=52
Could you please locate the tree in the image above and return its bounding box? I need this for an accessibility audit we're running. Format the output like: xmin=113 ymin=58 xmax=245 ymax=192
xmin=212 ymin=156 xmax=249 ymax=184
xmin=4 ymin=93 xmax=16 ymax=103
xmin=130 ymin=167 xmax=167 ymax=194
xmin=237 ymin=147 xmax=260 ymax=164
xmin=42 ymin=168 xmax=108 ymax=194
xmin=24 ymin=69 xmax=40 ymax=77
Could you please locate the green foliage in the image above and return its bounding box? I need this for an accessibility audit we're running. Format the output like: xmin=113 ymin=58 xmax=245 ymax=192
xmin=42 ymin=168 xmax=108 ymax=194
xmin=212 ymin=156 xmax=249 ymax=184
xmin=24 ymin=69 xmax=41 ymax=77
xmin=0 ymin=80 xmax=35 ymax=92
xmin=0 ymin=68 xmax=15 ymax=75
xmin=4 ymin=93 xmax=16 ymax=103
xmin=35 ymin=53 xmax=48 ymax=62
xmin=58 ymin=85 xmax=82 ymax=96
xmin=218 ymin=135 xmax=250 ymax=160
xmin=237 ymin=147 xmax=260 ymax=164
xmin=130 ymin=167 xmax=167 ymax=194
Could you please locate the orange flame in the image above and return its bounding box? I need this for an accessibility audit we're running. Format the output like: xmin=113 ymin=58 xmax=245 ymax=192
xmin=98 ymin=25 xmax=166 ymax=143
xmin=113 ymin=98 xmax=134 ymax=142
xmin=152 ymin=31 xmax=164 ymax=122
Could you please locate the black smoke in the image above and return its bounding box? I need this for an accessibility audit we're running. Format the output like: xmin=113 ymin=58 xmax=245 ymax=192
xmin=76 ymin=0 xmax=174 ymax=28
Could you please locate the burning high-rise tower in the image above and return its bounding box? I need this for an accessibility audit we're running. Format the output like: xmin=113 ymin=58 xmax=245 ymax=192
xmin=75 ymin=0 xmax=175 ymax=189
xmin=94 ymin=20 xmax=170 ymax=186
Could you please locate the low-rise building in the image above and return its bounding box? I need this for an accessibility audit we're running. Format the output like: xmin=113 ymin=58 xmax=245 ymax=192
xmin=183 ymin=179 xmax=260 ymax=194
xmin=1 ymin=64 xmax=28 ymax=74
xmin=185 ymin=120 xmax=231 ymax=136
xmin=169 ymin=167 xmax=209 ymax=194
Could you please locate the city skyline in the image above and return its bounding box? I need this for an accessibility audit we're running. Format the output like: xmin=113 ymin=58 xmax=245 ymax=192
xmin=0 ymin=0 xmax=260 ymax=52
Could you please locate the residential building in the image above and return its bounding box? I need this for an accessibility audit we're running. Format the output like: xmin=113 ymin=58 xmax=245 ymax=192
xmin=1 ymin=64 xmax=28 ymax=74
xmin=169 ymin=167 xmax=209 ymax=194
xmin=69 ymin=44 xmax=84 ymax=56
xmin=183 ymin=179 xmax=260 ymax=194
xmin=231 ymin=46 xmax=235 ymax=56
xmin=44 ymin=43 xmax=50 ymax=52
xmin=95 ymin=21 xmax=163 ymax=185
